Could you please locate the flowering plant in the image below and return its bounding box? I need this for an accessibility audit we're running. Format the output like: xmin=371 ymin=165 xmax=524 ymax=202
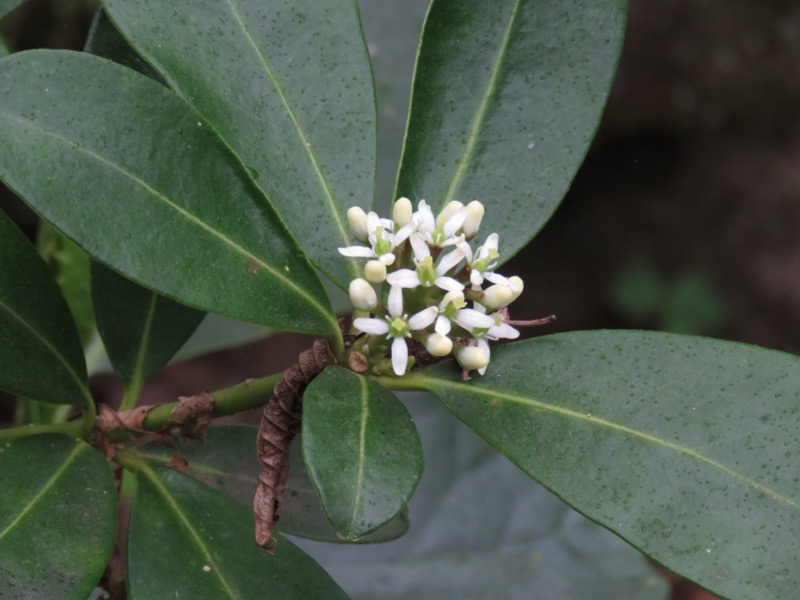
xmin=0 ymin=1 xmax=797 ymax=599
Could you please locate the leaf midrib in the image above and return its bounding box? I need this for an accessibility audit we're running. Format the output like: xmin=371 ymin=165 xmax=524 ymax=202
xmin=0 ymin=443 xmax=86 ymax=540
xmin=346 ymin=376 xmax=370 ymax=536
xmin=222 ymin=0 xmax=359 ymax=280
xmin=0 ymin=297 xmax=90 ymax=404
xmin=419 ymin=376 xmax=800 ymax=511
xmin=0 ymin=108 xmax=337 ymax=333
xmin=440 ymin=0 xmax=521 ymax=206
xmin=139 ymin=464 xmax=239 ymax=599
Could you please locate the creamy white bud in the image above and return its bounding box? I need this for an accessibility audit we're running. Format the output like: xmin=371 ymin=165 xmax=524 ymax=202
xmin=349 ymin=278 xmax=377 ymax=310
xmin=393 ymin=197 xmax=413 ymax=227
xmin=436 ymin=201 xmax=464 ymax=227
xmin=507 ymin=275 xmax=524 ymax=301
xmin=347 ymin=206 xmax=369 ymax=242
xmin=462 ymin=201 xmax=485 ymax=237
xmin=481 ymin=284 xmax=514 ymax=310
xmin=364 ymin=260 xmax=387 ymax=283
xmin=456 ymin=346 xmax=490 ymax=370
xmin=426 ymin=333 xmax=453 ymax=357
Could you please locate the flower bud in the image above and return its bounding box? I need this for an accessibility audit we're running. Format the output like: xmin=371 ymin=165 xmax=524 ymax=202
xmin=364 ymin=260 xmax=387 ymax=283
xmin=426 ymin=333 xmax=453 ymax=357
xmin=456 ymin=346 xmax=490 ymax=371
xmin=481 ymin=283 xmax=514 ymax=310
xmin=507 ymin=275 xmax=524 ymax=302
xmin=392 ymin=197 xmax=413 ymax=227
xmin=461 ymin=201 xmax=485 ymax=237
xmin=347 ymin=206 xmax=369 ymax=242
xmin=349 ymin=278 xmax=377 ymax=310
xmin=436 ymin=201 xmax=464 ymax=228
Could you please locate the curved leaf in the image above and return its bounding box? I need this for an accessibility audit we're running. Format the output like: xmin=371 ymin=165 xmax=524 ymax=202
xmin=303 ymin=368 xmax=423 ymax=540
xmin=395 ymin=0 xmax=626 ymax=260
xmin=126 ymin=463 xmax=350 ymax=600
xmin=0 ymin=0 xmax=25 ymax=21
xmin=0 ymin=50 xmax=337 ymax=335
xmin=0 ymin=209 xmax=90 ymax=405
xmin=36 ymin=222 xmax=95 ymax=348
xmin=91 ymin=261 xmax=205 ymax=395
xmin=0 ymin=435 xmax=117 ymax=600
xmin=103 ymin=0 xmax=377 ymax=289
xmin=412 ymin=331 xmax=800 ymax=600
xmin=295 ymin=393 xmax=668 ymax=600
xmin=134 ymin=425 xmax=408 ymax=543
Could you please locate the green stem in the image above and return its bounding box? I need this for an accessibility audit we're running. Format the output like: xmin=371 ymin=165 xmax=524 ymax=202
xmin=372 ymin=373 xmax=431 ymax=392
xmin=329 ymin=329 xmax=345 ymax=364
xmin=0 ymin=421 xmax=84 ymax=442
xmin=140 ymin=371 xmax=284 ymax=432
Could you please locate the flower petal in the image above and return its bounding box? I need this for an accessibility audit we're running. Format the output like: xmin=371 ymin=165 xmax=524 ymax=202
xmin=488 ymin=322 xmax=520 ymax=340
xmin=434 ymin=276 xmax=464 ymax=293
xmin=436 ymin=247 xmax=465 ymax=274
xmin=338 ymin=245 xmax=375 ymax=258
xmin=388 ymin=284 xmax=404 ymax=317
xmin=408 ymin=306 xmax=438 ymax=330
xmin=435 ymin=315 xmax=452 ymax=335
xmin=409 ymin=234 xmax=431 ymax=262
xmin=387 ymin=269 xmax=421 ymax=289
xmin=353 ymin=318 xmax=389 ymax=336
xmin=391 ymin=337 xmax=409 ymax=376
xmin=455 ymin=308 xmax=495 ymax=330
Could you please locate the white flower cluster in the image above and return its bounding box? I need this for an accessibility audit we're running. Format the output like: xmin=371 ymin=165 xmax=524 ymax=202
xmin=339 ymin=198 xmax=524 ymax=377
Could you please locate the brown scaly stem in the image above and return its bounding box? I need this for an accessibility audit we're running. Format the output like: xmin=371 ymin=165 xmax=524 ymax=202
xmin=253 ymin=338 xmax=337 ymax=552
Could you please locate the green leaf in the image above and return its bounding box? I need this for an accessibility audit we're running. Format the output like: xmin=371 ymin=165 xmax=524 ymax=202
xmin=91 ymin=261 xmax=205 ymax=396
xmin=103 ymin=0 xmax=377 ymax=289
xmin=413 ymin=331 xmax=800 ymax=600
xmin=395 ymin=0 xmax=626 ymax=260
xmin=303 ymin=368 xmax=423 ymax=540
xmin=296 ymin=393 xmax=669 ymax=600
xmin=0 ymin=50 xmax=337 ymax=335
xmin=0 ymin=209 xmax=90 ymax=405
xmin=0 ymin=0 xmax=25 ymax=21
xmin=83 ymin=9 xmax=162 ymax=82
xmin=0 ymin=435 xmax=117 ymax=600
xmin=36 ymin=221 xmax=96 ymax=348
xmin=134 ymin=425 xmax=408 ymax=543
xmin=126 ymin=462 xmax=350 ymax=600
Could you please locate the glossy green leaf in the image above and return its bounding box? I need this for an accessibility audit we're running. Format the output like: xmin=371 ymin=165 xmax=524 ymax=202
xmin=0 ymin=209 xmax=90 ymax=405
xmin=134 ymin=425 xmax=408 ymax=543
xmin=103 ymin=0 xmax=377 ymax=289
xmin=396 ymin=0 xmax=626 ymax=261
xmin=0 ymin=50 xmax=337 ymax=335
xmin=412 ymin=331 xmax=800 ymax=600
xmin=303 ymin=367 xmax=423 ymax=540
xmin=126 ymin=463 xmax=350 ymax=600
xmin=91 ymin=261 xmax=205 ymax=394
xmin=296 ymin=393 xmax=668 ymax=600
xmin=0 ymin=435 xmax=117 ymax=600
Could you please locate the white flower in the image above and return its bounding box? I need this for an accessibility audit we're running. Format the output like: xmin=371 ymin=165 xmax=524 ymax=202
xmin=459 ymin=233 xmax=500 ymax=287
xmin=386 ymin=245 xmax=466 ymax=292
xmin=339 ymin=210 xmax=417 ymax=266
xmin=412 ymin=200 xmax=467 ymax=248
xmin=353 ymin=285 xmax=438 ymax=376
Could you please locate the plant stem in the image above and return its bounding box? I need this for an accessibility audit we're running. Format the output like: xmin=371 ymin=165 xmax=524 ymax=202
xmin=140 ymin=371 xmax=284 ymax=431
xmin=372 ymin=373 xmax=431 ymax=392
xmin=0 ymin=421 xmax=84 ymax=442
